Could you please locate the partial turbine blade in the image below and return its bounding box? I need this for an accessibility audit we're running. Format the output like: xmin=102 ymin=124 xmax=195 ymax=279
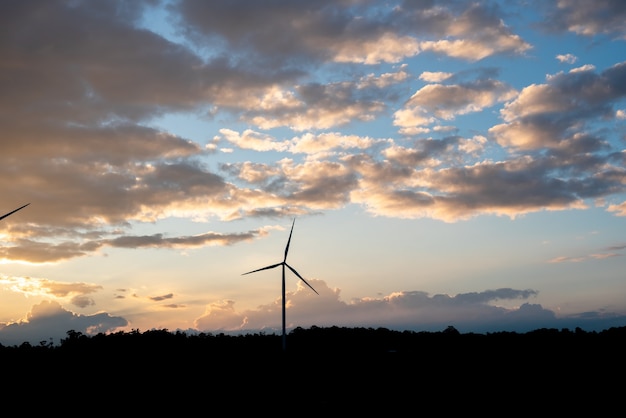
xmin=285 ymin=263 xmax=319 ymax=295
xmin=283 ymin=218 xmax=295 ymax=262
xmin=242 ymin=262 xmax=282 ymax=275
xmin=0 ymin=203 xmax=30 ymax=221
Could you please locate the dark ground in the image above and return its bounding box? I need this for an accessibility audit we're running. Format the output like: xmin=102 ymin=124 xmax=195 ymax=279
xmin=1 ymin=325 xmax=623 ymax=414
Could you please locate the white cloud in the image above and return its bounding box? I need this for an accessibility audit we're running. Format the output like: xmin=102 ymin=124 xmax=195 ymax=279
xmin=556 ymin=53 xmax=577 ymax=64
xmin=419 ymin=71 xmax=453 ymax=83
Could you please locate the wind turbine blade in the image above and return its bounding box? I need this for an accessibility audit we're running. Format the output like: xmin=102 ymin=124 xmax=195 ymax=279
xmin=0 ymin=203 xmax=30 ymax=221
xmin=241 ymin=262 xmax=282 ymax=275
xmin=285 ymin=263 xmax=319 ymax=295
xmin=283 ymin=218 xmax=295 ymax=262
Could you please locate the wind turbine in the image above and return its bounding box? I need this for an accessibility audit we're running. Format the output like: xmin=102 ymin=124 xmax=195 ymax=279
xmin=0 ymin=203 xmax=30 ymax=221
xmin=242 ymin=218 xmax=318 ymax=352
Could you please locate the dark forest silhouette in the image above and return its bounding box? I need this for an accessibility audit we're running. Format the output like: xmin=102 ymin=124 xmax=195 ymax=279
xmin=3 ymin=324 xmax=624 ymax=362
xmin=2 ymin=325 xmax=623 ymax=413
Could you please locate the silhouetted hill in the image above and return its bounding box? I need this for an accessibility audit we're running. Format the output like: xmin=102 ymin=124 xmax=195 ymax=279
xmin=2 ymin=325 xmax=623 ymax=413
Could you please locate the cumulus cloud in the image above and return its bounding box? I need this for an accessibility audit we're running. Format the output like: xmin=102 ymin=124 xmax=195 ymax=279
xmin=397 ymin=79 xmax=517 ymax=125
xmin=4 ymin=277 xmax=626 ymax=346
xmin=0 ymin=0 xmax=625 ymax=345
xmin=194 ymin=280 xmax=624 ymax=335
xmin=542 ymin=0 xmax=626 ymax=39
xmin=0 ymin=301 xmax=127 ymax=347
xmin=492 ymin=62 xmax=626 ymax=150
xmin=0 ymin=0 xmax=622 ymax=261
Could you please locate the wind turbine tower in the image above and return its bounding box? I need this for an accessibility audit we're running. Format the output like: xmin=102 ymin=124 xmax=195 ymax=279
xmin=242 ymin=218 xmax=318 ymax=352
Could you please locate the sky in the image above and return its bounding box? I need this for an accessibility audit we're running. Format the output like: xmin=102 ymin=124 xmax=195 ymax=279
xmin=1 ymin=0 xmax=626 ymax=346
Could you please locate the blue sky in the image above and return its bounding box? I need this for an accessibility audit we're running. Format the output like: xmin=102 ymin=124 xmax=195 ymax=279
xmin=1 ymin=0 xmax=626 ymax=346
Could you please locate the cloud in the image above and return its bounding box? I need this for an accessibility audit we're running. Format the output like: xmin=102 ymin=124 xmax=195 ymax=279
xmin=557 ymin=53 xmax=578 ymax=64
xmin=194 ymin=280 xmax=626 ymax=335
xmin=490 ymin=62 xmax=626 ymax=159
xmin=244 ymin=82 xmax=389 ymax=131
xmin=396 ymin=78 xmax=517 ymax=126
xmin=420 ymin=71 xmax=453 ymax=83
xmin=547 ymin=240 xmax=626 ymax=263
xmin=542 ymin=0 xmax=626 ymax=39
xmin=608 ymin=201 xmax=626 ymax=216
xmin=176 ymin=1 xmax=530 ymax=64
xmin=3 ymin=279 xmax=624 ymax=346
xmin=149 ymin=293 xmax=174 ymax=302
xmin=106 ymin=230 xmax=258 ymax=249
xmin=418 ymin=37 xmax=528 ymax=61
xmin=0 ymin=300 xmax=128 ymax=347
xmin=0 ymin=276 xmax=102 ymax=308
xmin=0 ymin=0 xmax=623 ymax=264
xmin=333 ymin=32 xmax=421 ymax=64
xmin=397 ymin=2 xmax=531 ymax=61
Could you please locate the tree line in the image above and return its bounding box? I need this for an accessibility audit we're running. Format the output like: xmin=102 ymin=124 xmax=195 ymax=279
xmin=2 ymin=324 xmax=623 ymax=413
xmin=2 ymin=324 xmax=624 ymax=357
